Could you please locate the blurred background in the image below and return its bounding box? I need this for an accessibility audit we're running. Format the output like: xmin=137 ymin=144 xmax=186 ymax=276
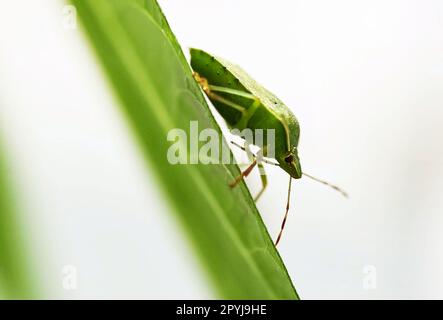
xmin=0 ymin=0 xmax=442 ymax=299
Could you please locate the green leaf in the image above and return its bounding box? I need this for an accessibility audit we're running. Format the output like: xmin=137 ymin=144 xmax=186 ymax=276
xmin=0 ymin=144 xmax=36 ymax=299
xmin=72 ymin=0 xmax=298 ymax=299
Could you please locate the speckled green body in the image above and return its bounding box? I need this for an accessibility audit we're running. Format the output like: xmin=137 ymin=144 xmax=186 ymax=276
xmin=190 ymin=48 xmax=302 ymax=178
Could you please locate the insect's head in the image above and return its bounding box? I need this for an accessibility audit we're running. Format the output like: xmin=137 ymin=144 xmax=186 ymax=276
xmin=278 ymin=147 xmax=302 ymax=179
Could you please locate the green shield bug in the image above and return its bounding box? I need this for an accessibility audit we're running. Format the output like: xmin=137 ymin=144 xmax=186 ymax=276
xmin=190 ymin=48 xmax=347 ymax=246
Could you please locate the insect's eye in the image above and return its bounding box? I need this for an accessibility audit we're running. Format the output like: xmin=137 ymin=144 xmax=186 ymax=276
xmin=284 ymin=154 xmax=294 ymax=163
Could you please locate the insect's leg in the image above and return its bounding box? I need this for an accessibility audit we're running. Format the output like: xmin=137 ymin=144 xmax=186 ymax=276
xmin=254 ymin=161 xmax=268 ymax=202
xmin=229 ymin=159 xmax=257 ymax=189
xmin=229 ymin=139 xmax=253 ymax=163
xmin=193 ymin=72 xmax=246 ymax=113
xmin=193 ymin=72 xmax=210 ymax=91
xmin=229 ymin=142 xmax=268 ymax=201
xmin=206 ymin=90 xmax=246 ymax=113
xmin=208 ymin=85 xmax=256 ymax=100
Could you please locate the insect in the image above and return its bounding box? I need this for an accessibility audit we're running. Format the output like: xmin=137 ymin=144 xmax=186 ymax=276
xmin=190 ymin=48 xmax=347 ymax=246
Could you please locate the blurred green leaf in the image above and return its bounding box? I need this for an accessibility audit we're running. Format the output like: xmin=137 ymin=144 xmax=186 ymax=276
xmin=0 ymin=145 xmax=36 ymax=299
xmin=72 ymin=0 xmax=298 ymax=299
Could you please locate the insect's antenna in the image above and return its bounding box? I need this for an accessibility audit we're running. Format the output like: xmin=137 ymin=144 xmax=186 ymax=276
xmin=303 ymin=172 xmax=348 ymax=198
xmin=275 ymin=176 xmax=292 ymax=246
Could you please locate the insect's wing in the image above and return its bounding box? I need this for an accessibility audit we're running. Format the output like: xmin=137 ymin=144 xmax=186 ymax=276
xmin=214 ymin=54 xmax=300 ymax=152
xmin=215 ymin=55 xmax=298 ymax=130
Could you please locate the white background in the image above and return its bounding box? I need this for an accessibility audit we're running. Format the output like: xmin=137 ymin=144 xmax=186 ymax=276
xmin=0 ymin=0 xmax=442 ymax=299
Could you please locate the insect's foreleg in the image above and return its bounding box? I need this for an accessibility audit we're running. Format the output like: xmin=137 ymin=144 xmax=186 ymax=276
xmin=254 ymin=162 xmax=267 ymax=202
xmin=229 ymin=159 xmax=257 ymax=189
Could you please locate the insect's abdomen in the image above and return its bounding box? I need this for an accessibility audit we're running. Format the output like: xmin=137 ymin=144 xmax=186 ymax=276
xmin=190 ymin=49 xmax=253 ymax=126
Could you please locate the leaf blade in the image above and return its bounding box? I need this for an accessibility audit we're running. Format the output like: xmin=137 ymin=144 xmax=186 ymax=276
xmin=72 ymin=0 xmax=298 ymax=299
xmin=0 ymin=144 xmax=37 ymax=299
